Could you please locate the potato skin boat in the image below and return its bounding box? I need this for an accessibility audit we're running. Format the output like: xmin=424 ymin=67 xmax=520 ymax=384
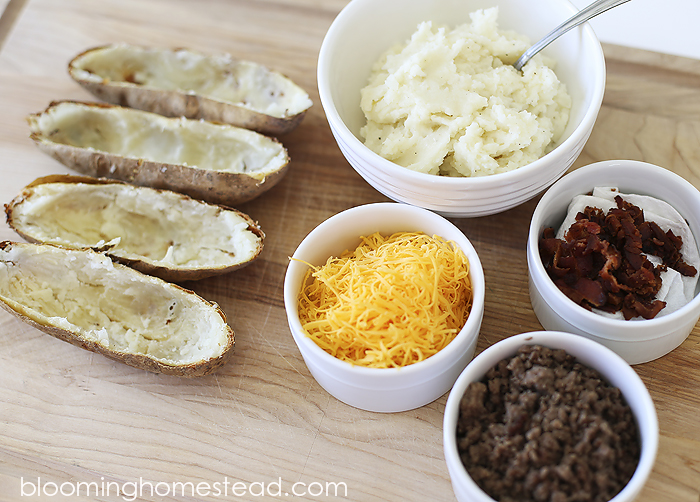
xmin=0 ymin=241 xmax=234 ymax=377
xmin=68 ymin=43 xmax=312 ymax=136
xmin=27 ymin=100 xmax=291 ymax=206
xmin=5 ymin=175 xmax=265 ymax=282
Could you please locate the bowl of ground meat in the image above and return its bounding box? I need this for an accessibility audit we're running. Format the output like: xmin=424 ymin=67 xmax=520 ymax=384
xmin=527 ymin=160 xmax=700 ymax=364
xmin=443 ymin=331 xmax=658 ymax=502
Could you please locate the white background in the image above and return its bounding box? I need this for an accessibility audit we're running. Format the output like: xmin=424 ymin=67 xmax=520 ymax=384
xmin=569 ymin=0 xmax=700 ymax=60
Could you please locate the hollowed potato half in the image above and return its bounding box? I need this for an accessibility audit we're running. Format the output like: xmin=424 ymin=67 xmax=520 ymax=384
xmin=68 ymin=43 xmax=312 ymax=135
xmin=27 ymin=101 xmax=290 ymax=206
xmin=6 ymin=175 xmax=265 ymax=282
xmin=0 ymin=241 xmax=234 ymax=376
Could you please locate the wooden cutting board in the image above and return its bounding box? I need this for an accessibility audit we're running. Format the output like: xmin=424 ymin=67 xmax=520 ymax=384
xmin=0 ymin=1 xmax=699 ymax=501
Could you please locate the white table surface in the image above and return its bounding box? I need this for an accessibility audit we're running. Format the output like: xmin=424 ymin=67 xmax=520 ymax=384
xmin=570 ymin=0 xmax=700 ymax=60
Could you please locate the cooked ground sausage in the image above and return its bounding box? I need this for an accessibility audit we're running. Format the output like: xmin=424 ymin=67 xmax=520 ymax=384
xmin=456 ymin=344 xmax=640 ymax=502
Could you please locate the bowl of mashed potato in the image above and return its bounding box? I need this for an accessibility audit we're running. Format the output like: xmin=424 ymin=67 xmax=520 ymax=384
xmin=317 ymin=0 xmax=605 ymax=217
xmin=527 ymin=160 xmax=700 ymax=364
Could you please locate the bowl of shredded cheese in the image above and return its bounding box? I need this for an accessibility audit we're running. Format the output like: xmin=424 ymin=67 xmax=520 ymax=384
xmin=284 ymin=202 xmax=485 ymax=412
xmin=527 ymin=160 xmax=700 ymax=364
xmin=317 ymin=0 xmax=605 ymax=217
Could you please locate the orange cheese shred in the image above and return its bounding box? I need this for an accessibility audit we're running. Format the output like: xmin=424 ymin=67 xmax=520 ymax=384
xmin=296 ymin=231 xmax=472 ymax=368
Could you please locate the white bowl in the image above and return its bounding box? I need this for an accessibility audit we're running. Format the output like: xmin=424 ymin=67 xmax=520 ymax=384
xmin=443 ymin=331 xmax=659 ymax=502
xmin=527 ymin=160 xmax=700 ymax=364
xmin=283 ymin=202 xmax=485 ymax=412
xmin=317 ymin=0 xmax=606 ymax=217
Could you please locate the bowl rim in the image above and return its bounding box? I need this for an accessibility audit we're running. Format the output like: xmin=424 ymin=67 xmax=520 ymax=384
xmin=442 ymin=330 xmax=659 ymax=502
xmin=283 ymin=202 xmax=486 ymax=379
xmin=527 ymin=159 xmax=700 ymax=334
xmin=317 ymin=0 xmax=606 ymax=188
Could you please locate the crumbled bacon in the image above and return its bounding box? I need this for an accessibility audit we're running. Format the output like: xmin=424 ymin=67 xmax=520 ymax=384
xmin=539 ymin=195 xmax=697 ymax=320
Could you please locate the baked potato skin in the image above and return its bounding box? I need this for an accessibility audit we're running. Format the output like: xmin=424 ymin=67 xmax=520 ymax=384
xmin=5 ymin=175 xmax=266 ymax=282
xmin=0 ymin=241 xmax=235 ymax=377
xmin=30 ymin=138 xmax=288 ymax=206
xmin=68 ymin=44 xmax=311 ymax=136
xmin=27 ymin=101 xmax=290 ymax=206
xmin=0 ymin=293 xmax=234 ymax=377
xmin=76 ymin=80 xmax=308 ymax=136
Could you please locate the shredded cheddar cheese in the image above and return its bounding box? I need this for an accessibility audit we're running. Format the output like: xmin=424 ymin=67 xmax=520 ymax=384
xmin=296 ymin=231 xmax=472 ymax=368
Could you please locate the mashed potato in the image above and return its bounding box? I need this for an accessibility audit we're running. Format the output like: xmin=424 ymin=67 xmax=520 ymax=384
xmin=360 ymin=7 xmax=572 ymax=177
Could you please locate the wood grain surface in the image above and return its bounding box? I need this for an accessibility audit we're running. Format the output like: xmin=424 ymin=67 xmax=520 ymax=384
xmin=0 ymin=1 xmax=699 ymax=501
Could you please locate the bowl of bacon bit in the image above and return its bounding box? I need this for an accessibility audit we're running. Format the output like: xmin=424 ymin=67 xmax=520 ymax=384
xmin=527 ymin=160 xmax=700 ymax=364
xmin=283 ymin=202 xmax=485 ymax=412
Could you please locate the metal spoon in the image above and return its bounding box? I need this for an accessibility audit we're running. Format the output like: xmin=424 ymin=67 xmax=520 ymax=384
xmin=513 ymin=0 xmax=633 ymax=71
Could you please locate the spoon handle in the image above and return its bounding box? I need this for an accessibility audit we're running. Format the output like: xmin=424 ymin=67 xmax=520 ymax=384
xmin=513 ymin=0 xmax=633 ymax=71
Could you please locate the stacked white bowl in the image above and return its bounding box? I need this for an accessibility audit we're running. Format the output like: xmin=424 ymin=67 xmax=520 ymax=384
xmin=317 ymin=0 xmax=606 ymax=217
